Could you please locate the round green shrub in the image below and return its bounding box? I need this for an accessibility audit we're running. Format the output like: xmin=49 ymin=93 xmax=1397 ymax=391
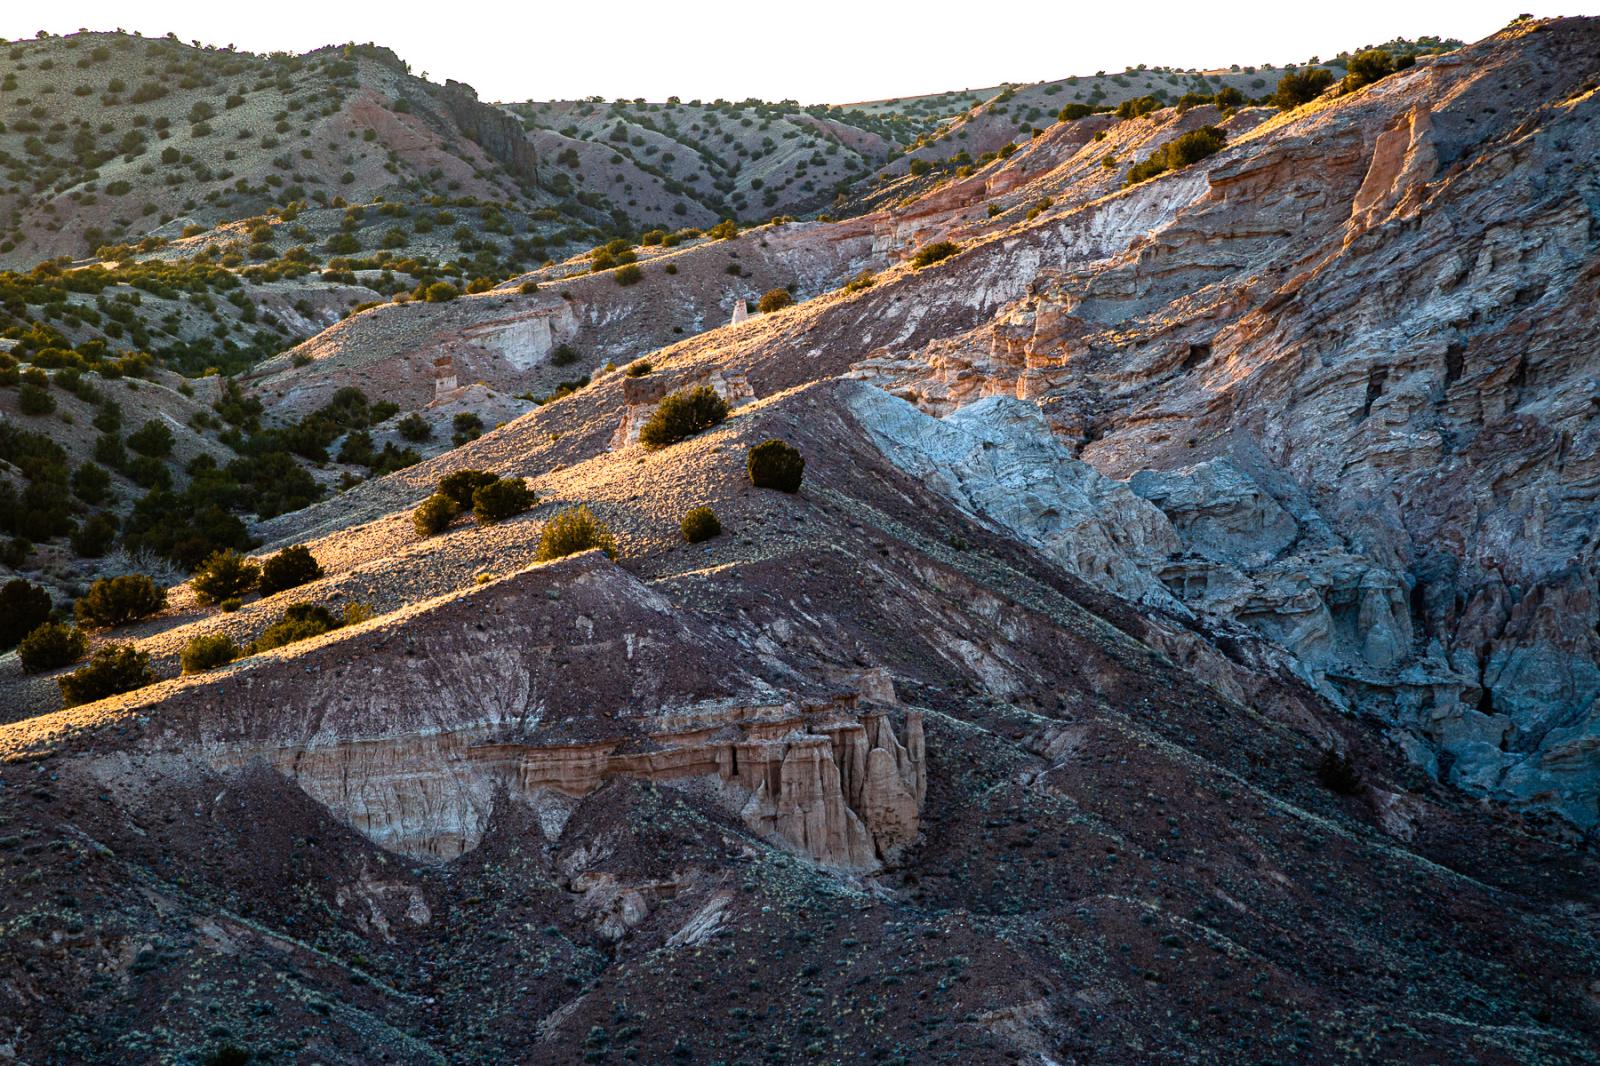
xmin=127 ymin=419 xmax=175 ymax=458
xmin=1271 ymin=67 xmax=1334 ymax=109
xmin=258 ymin=544 xmax=323 ymax=596
xmin=439 ymin=469 xmax=499 ymax=509
xmin=397 ymin=412 xmax=432 ymax=442
xmin=18 ymin=382 xmax=54 ymax=416
xmin=757 ymin=288 xmax=794 ymax=313
xmin=1 ymin=538 xmax=30 ymax=569
xmin=413 ymin=493 xmax=459 ymax=536
xmin=252 ymin=603 xmax=339 ymax=652
xmin=638 ymin=386 xmax=728 ymax=450
xmin=220 ymin=597 xmax=243 ymax=613
xmin=1124 ymin=125 xmax=1226 ymax=186
xmin=747 ymin=439 xmax=804 ymax=492
xmin=71 ymin=461 xmax=111 ymax=504
xmin=911 ymin=241 xmax=960 ymax=268
xmin=75 ymin=574 xmax=166 ymax=629
xmin=680 ymin=506 xmax=722 ymax=544
xmin=1341 ymin=49 xmax=1395 ymax=93
xmin=70 ymin=512 xmax=118 ymax=558
xmin=452 ymin=412 xmax=484 ymax=444
xmin=191 ymin=549 xmax=261 ymax=605
xmin=472 ymin=478 xmax=535 ymax=526
xmin=181 ymin=633 xmax=239 ymax=674
xmin=624 ymin=360 xmax=652 ymax=377
xmin=615 ymin=263 xmax=643 ymax=286
xmin=423 ymin=281 xmax=458 ymax=302
xmin=537 ymin=505 xmax=617 ymax=561
xmin=0 ymin=579 xmax=53 ymax=650
xmin=17 ymin=622 xmax=86 ymax=673
xmin=58 ymin=644 xmax=153 ymax=706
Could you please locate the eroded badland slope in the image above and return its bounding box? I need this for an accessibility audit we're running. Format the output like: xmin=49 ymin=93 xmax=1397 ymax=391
xmin=2 ymin=15 xmax=1599 ymax=1065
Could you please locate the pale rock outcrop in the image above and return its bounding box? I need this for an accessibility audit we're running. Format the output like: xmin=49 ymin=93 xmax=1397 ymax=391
xmin=81 ymin=553 xmax=926 ymax=868
xmin=230 ymin=688 xmax=928 ymax=864
xmin=571 ymin=872 xmax=653 ymax=942
xmin=743 ymin=733 xmax=877 ymax=868
xmin=244 ymin=700 xmax=927 ymax=868
xmin=852 ymin=386 xmax=1439 ymax=706
xmin=848 ymin=387 xmax=1183 ymax=613
xmin=503 ymin=703 xmax=926 ymax=869
xmin=1347 ymin=104 xmax=1438 ymax=238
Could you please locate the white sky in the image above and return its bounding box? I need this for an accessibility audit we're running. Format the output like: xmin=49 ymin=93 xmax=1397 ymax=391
xmin=1 ymin=2 xmax=1587 ymax=105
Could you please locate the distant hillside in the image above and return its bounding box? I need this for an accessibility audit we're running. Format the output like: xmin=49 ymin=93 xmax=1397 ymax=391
xmin=0 ymin=27 xmax=1463 ymax=612
xmin=505 ymin=97 xmax=912 ymax=224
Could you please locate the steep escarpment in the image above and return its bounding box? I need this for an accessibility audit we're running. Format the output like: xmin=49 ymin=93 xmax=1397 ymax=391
xmin=844 ymin=17 xmax=1600 ymax=828
xmin=436 ymin=79 xmax=541 ymax=183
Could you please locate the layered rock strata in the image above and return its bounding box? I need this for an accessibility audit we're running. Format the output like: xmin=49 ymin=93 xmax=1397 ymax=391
xmin=36 ymin=551 xmax=925 ymax=868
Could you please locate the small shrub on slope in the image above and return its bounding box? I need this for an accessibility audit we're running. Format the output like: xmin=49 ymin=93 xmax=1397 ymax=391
xmin=758 ymin=288 xmax=794 ymax=313
xmin=638 ymin=386 xmax=728 ymax=450
xmin=680 ymin=507 xmax=722 ymax=544
xmin=537 ymin=506 xmax=617 ymax=561
xmin=1271 ymin=67 xmax=1334 ymax=109
xmin=75 ymin=574 xmax=166 ymax=628
xmin=1316 ymin=748 xmax=1363 ymax=795
xmin=252 ymin=603 xmax=339 ymax=652
xmin=1341 ymin=50 xmax=1396 ymax=94
xmin=59 ymin=644 xmax=153 ymax=707
xmin=747 ymin=439 xmax=805 ymax=493
xmin=191 ymin=549 xmax=260 ymax=605
xmin=911 ymin=241 xmax=960 ymax=268
xmin=18 ymin=622 xmax=86 ymax=673
xmin=1125 ymin=126 xmax=1226 ymax=186
xmin=258 ymin=545 xmax=323 ymax=596
xmin=439 ymin=469 xmax=500 ymax=509
xmin=0 ymin=579 xmax=52 ymax=650
xmin=472 ymin=478 xmax=535 ymax=526
xmin=397 ymin=412 xmax=432 ymax=442
xmin=181 ymin=633 xmax=239 ymax=674
xmin=414 ymin=493 xmax=459 ymax=536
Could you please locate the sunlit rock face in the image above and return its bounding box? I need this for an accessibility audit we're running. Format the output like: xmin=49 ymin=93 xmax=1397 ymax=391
xmin=842 ymin=19 xmax=1600 ymax=828
xmin=228 ymin=698 xmax=925 ymax=869
xmin=69 ymin=551 xmax=925 ymax=867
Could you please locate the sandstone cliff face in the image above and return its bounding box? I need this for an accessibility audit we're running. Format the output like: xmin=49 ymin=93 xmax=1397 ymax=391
xmin=233 ymin=696 xmax=924 ymax=869
xmin=36 ymin=551 xmax=925 ymax=869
